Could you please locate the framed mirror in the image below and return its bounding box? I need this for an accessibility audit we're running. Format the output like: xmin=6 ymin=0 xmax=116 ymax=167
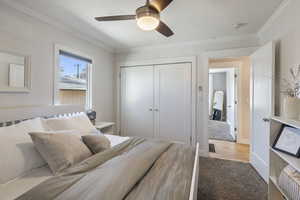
xmin=0 ymin=51 xmax=31 ymax=93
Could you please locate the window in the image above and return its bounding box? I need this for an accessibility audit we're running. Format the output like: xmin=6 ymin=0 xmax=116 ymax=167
xmin=54 ymin=47 xmax=92 ymax=108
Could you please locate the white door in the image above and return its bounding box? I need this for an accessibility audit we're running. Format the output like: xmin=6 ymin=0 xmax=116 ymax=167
xmin=250 ymin=42 xmax=275 ymax=182
xmin=154 ymin=63 xmax=192 ymax=143
xmin=226 ymin=69 xmax=237 ymax=139
xmin=120 ymin=66 xmax=154 ymax=138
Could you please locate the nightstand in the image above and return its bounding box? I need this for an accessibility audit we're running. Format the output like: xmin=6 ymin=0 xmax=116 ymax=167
xmin=94 ymin=122 xmax=115 ymax=135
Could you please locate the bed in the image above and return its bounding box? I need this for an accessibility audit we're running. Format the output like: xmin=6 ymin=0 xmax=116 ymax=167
xmin=0 ymin=105 xmax=199 ymax=200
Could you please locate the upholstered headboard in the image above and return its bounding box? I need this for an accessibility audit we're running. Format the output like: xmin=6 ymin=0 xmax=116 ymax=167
xmin=0 ymin=105 xmax=86 ymax=127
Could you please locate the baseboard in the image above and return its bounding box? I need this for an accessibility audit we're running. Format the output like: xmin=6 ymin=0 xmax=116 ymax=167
xmin=237 ymin=137 xmax=250 ymax=145
xmin=250 ymin=151 xmax=269 ymax=183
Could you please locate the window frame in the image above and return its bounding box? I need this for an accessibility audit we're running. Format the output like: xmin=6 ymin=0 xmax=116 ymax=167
xmin=53 ymin=44 xmax=93 ymax=109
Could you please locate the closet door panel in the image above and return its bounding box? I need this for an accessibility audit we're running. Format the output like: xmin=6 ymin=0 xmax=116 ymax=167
xmin=121 ymin=66 xmax=154 ymax=138
xmin=154 ymin=63 xmax=192 ymax=143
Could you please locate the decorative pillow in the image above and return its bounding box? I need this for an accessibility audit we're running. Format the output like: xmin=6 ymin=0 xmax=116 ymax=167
xmin=0 ymin=118 xmax=47 ymax=184
xmin=29 ymin=132 xmax=92 ymax=174
xmin=82 ymin=135 xmax=111 ymax=154
xmin=43 ymin=113 xmax=97 ymax=135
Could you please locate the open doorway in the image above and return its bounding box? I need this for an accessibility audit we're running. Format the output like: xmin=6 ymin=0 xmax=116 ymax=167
xmin=209 ymin=68 xmax=237 ymax=142
xmin=208 ymin=57 xmax=251 ymax=162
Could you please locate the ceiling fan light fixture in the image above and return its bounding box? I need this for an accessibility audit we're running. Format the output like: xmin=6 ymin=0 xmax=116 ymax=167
xmin=94 ymin=0 xmax=174 ymax=37
xmin=136 ymin=6 xmax=160 ymax=31
xmin=137 ymin=16 xmax=160 ymax=31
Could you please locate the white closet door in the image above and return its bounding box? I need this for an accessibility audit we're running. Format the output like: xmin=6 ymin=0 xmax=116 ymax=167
xmin=120 ymin=66 xmax=154 ymax=138
xmin=154 ymin=63 xmax=192 ymax=143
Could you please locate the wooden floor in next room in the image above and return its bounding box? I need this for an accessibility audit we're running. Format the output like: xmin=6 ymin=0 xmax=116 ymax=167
xmin=209 ymin=139 xmax=250 ymax=162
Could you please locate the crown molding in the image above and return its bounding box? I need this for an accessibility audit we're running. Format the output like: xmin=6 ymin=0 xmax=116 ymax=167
xmin=3 ymin=0 xmax=277 ymax=54
xmin=2 ymin=0 xmax=115 ymax=53
xmin=257 ymin=0 xmax=291 ymax=37
xmin=116 ymin=34 xmax=259 ymax=54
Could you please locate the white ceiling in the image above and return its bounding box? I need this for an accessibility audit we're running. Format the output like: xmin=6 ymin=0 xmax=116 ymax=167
xmin=8 ymin=0 xmax=283 ymax=50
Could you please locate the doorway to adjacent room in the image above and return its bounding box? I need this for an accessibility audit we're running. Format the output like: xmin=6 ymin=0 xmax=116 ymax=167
xmin=209 ymin=67 xmax=237 ymax=142
xmin=208 ymin=57 xmax=251 ymax=162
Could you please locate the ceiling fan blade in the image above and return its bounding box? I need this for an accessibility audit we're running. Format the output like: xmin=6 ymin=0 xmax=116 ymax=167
xmin=95 ymin=15 xmax=136 ymax=21
xmin=156 ymin=21 xmax=174 ymax=37
xmin=150 ymin=0 xmax=173 ymax=12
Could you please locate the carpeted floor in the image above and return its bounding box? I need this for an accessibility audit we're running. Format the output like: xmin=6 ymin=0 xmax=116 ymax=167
xmin=198 ymin=157 xmax=267 ymax=200
xmin=208 ymin=120 xmax=235 ymax=142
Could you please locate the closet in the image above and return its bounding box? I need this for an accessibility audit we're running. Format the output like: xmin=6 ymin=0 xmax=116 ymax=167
xmin=120 ymin=63 xmax=192 ymax=143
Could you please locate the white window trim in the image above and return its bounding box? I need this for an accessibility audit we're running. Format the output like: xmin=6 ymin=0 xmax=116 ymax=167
xmin=53 ymin=44 xmax=93 ymax=110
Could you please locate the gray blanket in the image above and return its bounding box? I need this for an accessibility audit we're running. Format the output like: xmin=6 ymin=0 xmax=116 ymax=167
xmin=17 ymin=138 xmax=195 ymax=200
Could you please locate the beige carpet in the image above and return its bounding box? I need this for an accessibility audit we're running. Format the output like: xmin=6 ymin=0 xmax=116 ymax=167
xmin=198 ymin=157 xmax=267 ymax=200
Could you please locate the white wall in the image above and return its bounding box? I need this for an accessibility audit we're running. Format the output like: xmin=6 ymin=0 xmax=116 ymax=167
xmin=212 ymin=72 xmax=227 ymax=94
xmin=116 ymin=35 xmax=259 ymax=154
xmin=208 ymin=74 xmax=213 ymax=116
xmin=211 ymin=72 xmax=227 ymax=120
xmin=0 ymin=2 xmax=115 ymax=122
xmin=116 ymin=35 xmax=259 ymax=62
xmin=258 ymin=0 xmax=300 ymax=115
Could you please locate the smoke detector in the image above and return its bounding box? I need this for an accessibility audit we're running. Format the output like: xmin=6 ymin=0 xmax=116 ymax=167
xmin=233 ymin=22 xmax=248 ymax=30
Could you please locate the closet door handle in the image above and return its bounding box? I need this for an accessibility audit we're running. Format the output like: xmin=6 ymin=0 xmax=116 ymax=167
xmin=154 ymin=109 xmax=159 ymax=112
xmin=149 ymin=108 xmax=153 ymax=111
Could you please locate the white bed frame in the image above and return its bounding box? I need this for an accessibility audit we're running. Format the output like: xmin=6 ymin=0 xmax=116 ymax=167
xmin=190 ymin=142 xmax=200 ymax=200
xmin=0 ymin=105 xmax=85 ymax=123
xmin=0 ymin=105 xmax=200 ymax=199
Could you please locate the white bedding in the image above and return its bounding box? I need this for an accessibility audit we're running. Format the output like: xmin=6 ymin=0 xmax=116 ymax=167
xmin=0 ymin=134 xmax=129 ymax=200
xmin=0 ymin=166 xmax=52 ymax=200
xmin=104 ymin=134 xmax=130 ymax=147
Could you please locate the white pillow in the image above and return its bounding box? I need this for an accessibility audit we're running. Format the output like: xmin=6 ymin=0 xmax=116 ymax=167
xmin=43 ymin=113 xmax=97 ymax=135
xmin=0 ymin=118 xmax=47 ymax=184
xmin=31 ymin=130 xmax=83 ymax=138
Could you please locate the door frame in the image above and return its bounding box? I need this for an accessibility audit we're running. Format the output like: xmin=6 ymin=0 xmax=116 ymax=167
xmin=116 ymin=56 xmax=197 ymax=145
xmin=201 ymin=47 xmax=258 ymax=154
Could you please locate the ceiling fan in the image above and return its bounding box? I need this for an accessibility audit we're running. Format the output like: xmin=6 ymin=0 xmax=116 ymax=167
xmin=95 ymin=0 xmax=174 ymax=37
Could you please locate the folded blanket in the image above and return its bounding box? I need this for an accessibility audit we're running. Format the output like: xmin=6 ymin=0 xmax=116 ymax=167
xmin=17 ymin=138 xmax=195 ymax=200
xmin=125 ymin=144 xmax=195 ymax=200
xmin=279 ymin=165 xmax=300 ymax=200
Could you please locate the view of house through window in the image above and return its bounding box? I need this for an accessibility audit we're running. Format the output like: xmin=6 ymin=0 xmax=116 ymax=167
xmin=57 ymin=50 xmax=92 ymax=107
